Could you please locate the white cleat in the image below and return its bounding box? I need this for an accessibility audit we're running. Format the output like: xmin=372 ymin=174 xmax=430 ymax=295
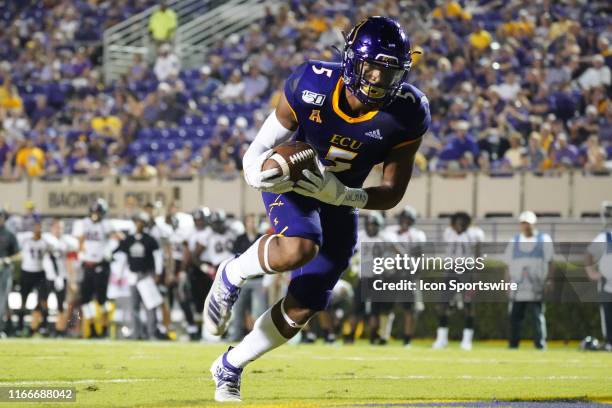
xmin=203 ymin=257 xmax=241 ymax=336
xmin=432 ymin=327 xmax=449 ymax=349
xmin=461 ymin=328 xmax=474 ymax=350
xmin=432 ymin=339 xmax=448 ymax=349
xmin=210 ymin=349 xmax=243 ymax=402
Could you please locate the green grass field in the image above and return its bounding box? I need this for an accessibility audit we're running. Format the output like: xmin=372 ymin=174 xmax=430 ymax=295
xmin=1 ymin=339 xmax=611 ymax=407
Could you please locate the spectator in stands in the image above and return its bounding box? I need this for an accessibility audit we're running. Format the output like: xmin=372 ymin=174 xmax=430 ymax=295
xmin=168 ymin=151 xmax=192 ymax=178
xmin=132 ymin=155 xmax=157 ymax=179
xmin=15 ymin=139 xmax=44 ymax=178
xmin=128 ymin=54 xmax=148 ymax=83
xmin=43 ymin=151 xmax=65 ymax=177
xmin=30 ymin=95 xmax=54 ymax=127
xmin=154 ymin=43 xmax=180 ymax=82
xmin=91 ymin=112 xmax=122 ymax=140
xmin=67 ymin=142 xmax=92 ymax=175
xmin=526 ymin=133 xmax=545 ymax=171
xmin=0 ymin=77 xmax=22 ymax=112
xmin=195 ymin=65 xmax=221 ymax=100
xmin=212 ymin=147 xmax=238 ymax=180
xmin=577 ymin=55 xmax=611 ymax=91
xmin=583 ymin=135 xmax=610 ymax=174
xmin=219 ymin=69 xmax=245 ymax=102
xmin=149 ymin=1 xmax=178 ymax=44
xmin=554 ymin=133 xmax=579 ymax=168
xmin=569 ymin=105 xmax=600 ymax=146
xmin=192 ymin=145 xmax=217 ymax=176
xmin=243 ymin=64 xmax=269 ymax=102
xmin=2 ymin=109 xmax=29 ymax=144
xmin=492 ymin=72 xmax=521 ymax=102
xmin=468 ymin=23 xmax=492 ymax=54
xmin=156 ymin=83 xmax=185 ymax=124
xmin=504 ymin=133 xmax=524 ymax=169
xmin=439 ymin=121 xmax=479 ymax=165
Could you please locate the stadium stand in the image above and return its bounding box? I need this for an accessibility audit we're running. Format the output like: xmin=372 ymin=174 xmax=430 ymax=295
xmin=0 ymin=0 xmax=609 ymax=179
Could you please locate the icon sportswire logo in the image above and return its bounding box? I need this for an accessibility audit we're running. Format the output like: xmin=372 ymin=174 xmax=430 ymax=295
xmin=365 ymin=129 xmax=382 ymax=140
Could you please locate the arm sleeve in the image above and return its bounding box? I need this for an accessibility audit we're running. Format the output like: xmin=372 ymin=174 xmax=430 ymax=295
xmin=242 ymin=63 xmax=308 ymax=169
xmin=242 ymin=111 xmax=294 ymax=169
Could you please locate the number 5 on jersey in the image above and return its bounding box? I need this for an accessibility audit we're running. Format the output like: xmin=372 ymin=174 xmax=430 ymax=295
xmin=325 ymin=145 xmax=357 ymax=172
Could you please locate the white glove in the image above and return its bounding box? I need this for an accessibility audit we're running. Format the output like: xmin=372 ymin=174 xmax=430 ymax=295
xmin=244 ymin=149 xmax=294 ymax=193
xmin=294 ymin=169 xmax=348 ymax=206
xmin=294 ymin=168 xmax=369 ymax=208
xmin=54 ymin=276 xmax=65 ymax=292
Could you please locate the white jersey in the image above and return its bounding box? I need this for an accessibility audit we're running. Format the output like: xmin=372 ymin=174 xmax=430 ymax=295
xmin=385 ymin=226 xmax=427 ymax=259
xmin=146 ymin=219 xmax=171 ymax=245
xmin=355 ymin=229 xmax=392 ymax=274
xmin=18 ymin=232 xmax=53 ymax=272
xmin=44 ymin=234 xmax=80 ymax=280
xmin=385 ymin=226 xmax=427 ymax=243
xmin=203 ymin=230 xmax=236 ymax=266
xmin=169 ymin=226 xmax=191 ymax=261
xmin=443 ymin=226 xmax=485 ymax=257
xmin=504 ymin=232 xmax=554 ymax=301
xmin=588 ymin=231 xmax=612 ymax=293
xmin=188 ymin=227 xmax=211 ymax=252
xmin=73 ymin=218 xmax=115 ymax=263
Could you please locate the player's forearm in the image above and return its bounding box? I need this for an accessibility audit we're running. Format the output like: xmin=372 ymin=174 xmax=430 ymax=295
xmin=362 ymin=185 xmax=405 ymax=210
xmin=242 ymin=111 xmax=294 ymax=169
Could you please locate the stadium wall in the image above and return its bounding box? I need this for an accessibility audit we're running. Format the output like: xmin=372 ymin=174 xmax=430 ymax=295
xmin=0 ymin=171 xmax=610 ymax=218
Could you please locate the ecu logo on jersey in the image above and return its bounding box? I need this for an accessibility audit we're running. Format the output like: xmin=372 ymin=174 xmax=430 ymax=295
xmin=309 ymin=109 xmax=322 ymax=123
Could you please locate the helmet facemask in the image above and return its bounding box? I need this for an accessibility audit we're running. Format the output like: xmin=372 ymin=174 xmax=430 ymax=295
xmin=344 ymin=50 xmax=411 ymax=106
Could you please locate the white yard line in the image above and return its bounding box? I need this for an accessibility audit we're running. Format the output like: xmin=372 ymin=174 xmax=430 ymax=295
xmin=0 ymin=378 xmax=158 ymax=386
xmin=320 ymin=374 xmax=611 ymax=381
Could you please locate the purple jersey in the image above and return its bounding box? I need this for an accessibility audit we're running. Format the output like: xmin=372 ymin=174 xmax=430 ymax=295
xmin=284 ymin=60 xmax=430 ymax=187
xmin=260 ymin=61 xmax=431 ymax=311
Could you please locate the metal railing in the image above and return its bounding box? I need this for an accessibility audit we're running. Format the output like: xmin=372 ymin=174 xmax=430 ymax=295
xmin=102 ymin=0 xmax=211 ymax=84
xmin=175 ymin=0 xmax=280 ymax=68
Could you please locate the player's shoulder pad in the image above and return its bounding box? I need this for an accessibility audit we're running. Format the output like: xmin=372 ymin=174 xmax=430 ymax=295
xmin=284 ymin=60 xmax=342 ymax=109
xmin=387 ymin=83 xmax=431 ymax=140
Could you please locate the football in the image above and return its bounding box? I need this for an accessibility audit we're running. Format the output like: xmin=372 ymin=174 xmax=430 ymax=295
xmin=262 ymin=141 xmax=319 ymax=183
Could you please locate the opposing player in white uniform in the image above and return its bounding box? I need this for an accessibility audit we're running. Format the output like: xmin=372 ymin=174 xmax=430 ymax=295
xmin=43 ymin=218 xmax=80 ymax=337
xmin=142 ymin=202 xmax=174 ymax=339
xmin=202 ymin=211 xmax=236 ymax=269
xmin=164 ymin=211 xmax=199 ymax=340
xmin=352 ymin=212 xmax=395 ymax=344
xmin=585 ymin=202 xmax=612 ymax=351
xmin=73 ymin=199 xmax=117 ymax=338
xmin=184 ymin=207 xmax=212 ymax=335
xmin=385 ymin=206 xmax=426 ymax=346
xmin=17 ymin=217 xmax=54 ymax=335
xmin=433 ymin=211 xmax=485 ymax=350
